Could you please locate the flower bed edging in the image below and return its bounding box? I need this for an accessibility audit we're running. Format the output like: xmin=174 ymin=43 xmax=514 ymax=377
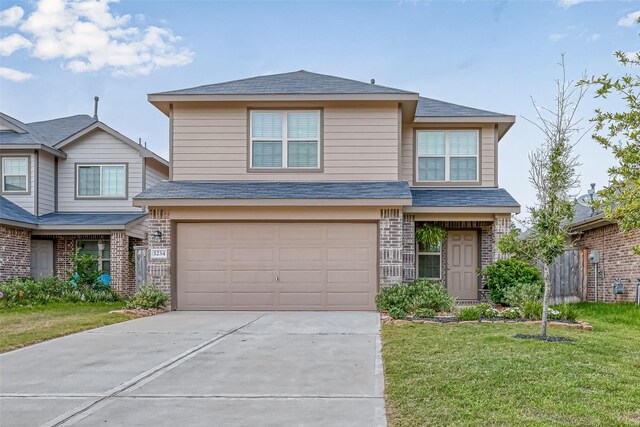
xmin=381 ymin=314 xmax=593 ymax=330
xmin=109 ymin=308 xmax=167 ymax=317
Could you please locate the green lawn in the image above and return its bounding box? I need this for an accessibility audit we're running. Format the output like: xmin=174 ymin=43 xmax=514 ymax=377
xmin=382 ymin=303 xmax=640 ymax=427
xmin=0 ymin=302 xmax=135 ymax=353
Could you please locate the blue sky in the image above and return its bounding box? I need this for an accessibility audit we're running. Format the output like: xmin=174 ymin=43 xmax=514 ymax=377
xmin=1 ymin=0 xmax=639 ymax=218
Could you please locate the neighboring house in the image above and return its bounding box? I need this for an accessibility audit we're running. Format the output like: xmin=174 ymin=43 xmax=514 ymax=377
xmin=133 ymin=70 xmax=520 ymax=311
xmin=0 ymin=108 xmax=169 ymax=294
xmin=570 ymin=194 xmax=640 ymax=304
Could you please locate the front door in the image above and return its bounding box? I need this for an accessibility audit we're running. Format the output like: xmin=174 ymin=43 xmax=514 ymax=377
xmin=31 ymin=240 xmax=54 ymax=279
xmin=447 ymin=231 xmax=478 ymax=300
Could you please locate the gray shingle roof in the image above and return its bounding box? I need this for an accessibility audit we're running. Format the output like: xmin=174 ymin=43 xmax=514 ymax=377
xmin=135 ymin=181 xmax=412 ymax=200
xmin=37 ymin=212 xmax=146 ymax=226
xmin=152 ymin=70 xmax=416 ymax=96
xmin=416 ymin=97 xmax=508 ymax=117
xmin=411 ymin=188 xmax=520 ymax=207
xmin=0 ymin=196 xmax=37 ymax=225
xmin=28 ymin=115 xmax=97 ymax=146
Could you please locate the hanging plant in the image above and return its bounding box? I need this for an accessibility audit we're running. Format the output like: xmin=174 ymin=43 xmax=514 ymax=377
xmin=415 ymin=224 xmax=447 ymax=247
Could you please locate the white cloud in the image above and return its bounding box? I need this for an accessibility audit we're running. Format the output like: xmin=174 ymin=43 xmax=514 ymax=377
xmin=557 ymin=0 xmax=587 ymax=8
xmin=0 ymin=5 xmax=24 ymax=27
xmin=549 ymin=33 xmax=567 ymax=43
xmin=0 ymin=33 xmax=32 ymax=56
xmin=618 ymin=11 xmax=640 ymax=27
xmin=2 ymin=0 xmax=193 ymax=77
xmin=587 ymin=33 xmax=601 ymax=42
xmin=0 ymin=66 xmax=33 ymax=81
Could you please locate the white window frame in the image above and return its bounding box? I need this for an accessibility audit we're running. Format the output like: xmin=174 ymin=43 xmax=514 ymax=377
xmin=1 ymin=156 xmax=29 ymax=193
xmin=415 ymin=130 xmax=479 ymax=182
xmin=249 ymin=110 xmax=321 ymax=169
xmin=417 ymin=242 xmax=442 ymax=280
xmin=76 ymin=164 xmax=126 ymax=198
xmin=76 ymin=240 xmax=111 ymax=273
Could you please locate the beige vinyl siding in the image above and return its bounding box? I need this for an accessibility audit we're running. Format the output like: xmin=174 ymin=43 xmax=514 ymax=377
xmin=1 ymin=151 xmax=35 ymax=214
xmin=145 ymin=158 xmax=168 ymax=189
xmin=171 ymin=102 xmax=400 ymax=181
xmin=57 ymin=129 xmax=143 ymax=212
xmin=37 ymin=151 xmax=55 ymax=215
xmin=400 ymin=123 xmax=497 ymax=187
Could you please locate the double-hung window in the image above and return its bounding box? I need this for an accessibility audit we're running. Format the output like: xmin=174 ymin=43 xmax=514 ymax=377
xmin=2 ymin=157 xmax=29 ymax=193
xmin=77 ymin=240 xmax=111 ymax=273
xmin=416 ymin=130 xmax=479 ymax=182
xmin=417 ymin=242 xmax=441 ymax=280
xmin=77 ymin=164 xmax=126 ymax=198
xmin=250 ymin=110 xmax=320 ymax=169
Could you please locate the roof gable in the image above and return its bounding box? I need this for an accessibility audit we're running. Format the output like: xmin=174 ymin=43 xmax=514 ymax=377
xmin=28 ymin=115 xmax=97 ymax=146
xmin=152 ymin=70 xmax=416 ymax=96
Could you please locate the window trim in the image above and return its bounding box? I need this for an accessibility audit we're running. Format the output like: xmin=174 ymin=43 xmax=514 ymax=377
xmin=0 ymin=155 xmax=30 ymax=195
xmin=76 ymin=239 xmax=111 ymax=273
xmin=416 ymin=242 xmax=442 ymax=280
xmin=414 ymin=129 xmax=481 ymax=185
xmin=247 ymin=108 xmax=323 ymax=173
xmin=75 ymin=163 xmax=128 ymax=200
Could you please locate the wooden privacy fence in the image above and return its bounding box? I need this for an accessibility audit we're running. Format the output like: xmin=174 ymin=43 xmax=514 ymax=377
xmin=538 ymin=250 xmax=582 ymax=304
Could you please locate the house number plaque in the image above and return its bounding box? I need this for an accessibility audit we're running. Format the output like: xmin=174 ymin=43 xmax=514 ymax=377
xmin=150 ymin=248 xmax=168 ymax=260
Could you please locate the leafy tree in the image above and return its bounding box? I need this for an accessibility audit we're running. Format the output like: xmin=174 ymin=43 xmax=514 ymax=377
xmin=502 ymin=56 xmax=584 ymax=338
xmin=578 ymin=27 xmax=640 ymax=254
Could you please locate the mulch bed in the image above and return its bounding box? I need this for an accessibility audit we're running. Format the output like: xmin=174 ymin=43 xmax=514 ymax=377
xmin=382 ymin=314 xmax=593 ymax=330
xmin=513 ymin=334 xmax=575 ymax=343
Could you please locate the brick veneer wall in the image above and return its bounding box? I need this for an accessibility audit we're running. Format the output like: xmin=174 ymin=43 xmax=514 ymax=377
xmin=110 ymin=232 xmax=135 ymax=296
xmin=55 ymin=236 xmax=76 ymax=280
xmin=574 ymin=224 xmax=640 ymax=303
xmin=379 ymin=209 xmax=403 ymax=287
xmin=0 ymin=226 xmax=31 ymax=280
xmin=402 ymin=214 xmax=416 ymax=282
xmin=147 ymin=209 xmax=172 ymax=300
xmin=493 ymin=215 xmax=512 ymax=261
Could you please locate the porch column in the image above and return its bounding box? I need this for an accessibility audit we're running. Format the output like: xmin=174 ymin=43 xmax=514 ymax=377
xmin=55 ymin=236 xmax=76 ymax=280
xmin=147 ymin=208 xmax=172 ymax=301
xmin=402 ymin=214 xmax=416 ymax=282
xmin=379 ymin=208 xmax=403 ymax=288
xmin=110 ymin=231 xmax=134 ymax=296
xmin=493 ymin=214 xmax=512 ymax=261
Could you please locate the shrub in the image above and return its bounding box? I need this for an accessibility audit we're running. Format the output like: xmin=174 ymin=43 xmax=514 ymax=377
xmin=483 ymin=259 xmax=543 ymax=305
xmin=376 ymin=280 xmax=456 ymax=316
xmin=388 ymin=306 xmax=408 ymax=319
xmin=0 ymin=276 xmax=120 ymax=307
xmin=457 ymin=306 xmax=482 ymax=321
xmin=501 ymin=307 xmax=521 ymax=320
xmin=552 ymin=304 xmax=579 ymax=322
xmin=414 ymin=307 xmax=436 ymax=318
xmin=476 ymin=303 xmax=492 ymax=316
xmin=503 ymin=282 xmax=544 ymax=308
xmin=523 ymin=301 xmax=543 ymax=320
xmin=69 ymin=249 xmax=103 ymax=289
xmin=484 ymin=307 xmax=501 ymax=319
xmin=126 ymin=284 xmax=168 ymax=310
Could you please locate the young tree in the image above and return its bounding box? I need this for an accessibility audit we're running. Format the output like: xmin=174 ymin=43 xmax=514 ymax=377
xmin=504 ymin=56 xmax=584 ymax=338
xmin=578 ymin=31 xmax=640 ymax=254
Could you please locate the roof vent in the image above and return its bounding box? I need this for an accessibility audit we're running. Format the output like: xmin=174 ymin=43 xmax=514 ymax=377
xmin=370 ymin=79 xmax=375 ymax=85
xmin=93 ymin=96 xmax=99 ymax=120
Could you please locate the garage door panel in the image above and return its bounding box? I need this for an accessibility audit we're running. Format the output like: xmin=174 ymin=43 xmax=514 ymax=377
xmin=177 ymin=222 xmax=377 ymax=310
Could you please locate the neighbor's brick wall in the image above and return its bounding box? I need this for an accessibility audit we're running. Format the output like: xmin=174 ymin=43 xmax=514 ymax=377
xmin=0 ymin=226 xmax=31 ymax=281
xmin=379 ymin=209 xmax=403 ymax=287
xmin=147 ymin=208 xmax=172 ymax=300
xmin=402 ymin=214 xmax=416 ymax=282
xmin=575 ymin=224 xmax=639 ymax=303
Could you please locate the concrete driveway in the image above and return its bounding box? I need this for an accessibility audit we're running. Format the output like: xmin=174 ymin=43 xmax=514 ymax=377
xmin=0 ymin=312 xmax=385 ymax=427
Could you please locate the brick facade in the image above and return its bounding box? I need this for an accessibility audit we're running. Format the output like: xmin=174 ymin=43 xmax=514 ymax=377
xmin=402 ymin=214 xmax=416 ymax=282
xmin=110 ymin=231 xmax=135 ymax=296
xmin=493 ymin=214 xmax=512 ymax=261
xmin=146 ymin=209 xmax=172 ymax=299
xmin=55 ymin=236 xmax=76 ymax=280
xmin=0 ymin=226 xmax=31 ymax=281
xmin=379 ymin=209 xmax=403 ymax=287
xmin=574 ymin=223 xmax=640 ymax=303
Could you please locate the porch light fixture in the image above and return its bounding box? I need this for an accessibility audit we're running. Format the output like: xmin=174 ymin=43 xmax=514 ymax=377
xmin=97 ymin=241 xmax=105 ymax=252
xmin=154 ymin=230 xmax=163 ymax=240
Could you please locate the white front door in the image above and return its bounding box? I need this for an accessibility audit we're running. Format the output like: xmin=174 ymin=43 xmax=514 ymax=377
xmin=31 ymin=240 xmax=54 ymax=279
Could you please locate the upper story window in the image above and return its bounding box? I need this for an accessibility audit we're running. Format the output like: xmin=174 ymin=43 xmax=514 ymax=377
xmin=1 ymin=157 xmax=29 ymax=193
xmin=77 ymin=164 xmax=126 ymax=198
xmin=416 ymin=130 xmax=479 ymax=182
xmin=250 ymin=110 xmax=321 ymax=169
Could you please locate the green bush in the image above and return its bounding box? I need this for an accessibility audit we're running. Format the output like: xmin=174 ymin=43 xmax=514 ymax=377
xmin=0 ymin=276 xmax=120 ymax=308
xmin=483 ymin=259 xmax=543 ymax=305
xmin=388 ymin=306 xmax=408 ymax=319
xmin=414 ymin=307 xmax=436 ymax=318
xmin=69 ymin=249 xmax=103 ymax=288
xmin=501 ymin=307 xmax=521 ymax=320
xmin=523 ymin=301 xmax=543 ymax=320
xmin=553 ymin=304 xmax=578 ymax=322
xmin=125 ymin=284 xmax=168 ymax=310
xmin=503 ymin=282 xmax=544 ymax=308
xmin=376 ymin=280 xmax=456 ymax=316
xmin=457 ymin=306 xmax=482 ymax=321
xmin=476 ymin=303 xmax=492 ymax=316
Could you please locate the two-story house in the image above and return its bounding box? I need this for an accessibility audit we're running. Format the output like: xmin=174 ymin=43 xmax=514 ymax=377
xmin=134 ymin=70 xmax=520 ymax=310
xmin=0 ymin=108 xmax=169 ymax=294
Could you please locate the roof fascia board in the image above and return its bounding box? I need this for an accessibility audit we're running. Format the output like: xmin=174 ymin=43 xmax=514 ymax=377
xmin=0 ymin=218 xmax=37 ymax=229
xmin=133 ymin=198 xmax=412 ymax=207
xmin=0 ymin=144 xmax=66 ymax=158
xmin=414 ymin=115 xmax=516 ymax=123
xmin=149 ymin=93 xmax=419 ymax=103
xmin=35 ymin=224 xmax=127 ymax=231
xmin=405 ymin=206 xmax=521 ymax=214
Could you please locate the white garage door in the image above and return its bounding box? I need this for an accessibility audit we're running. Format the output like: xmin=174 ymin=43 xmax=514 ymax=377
xmin=176 ymin=222 xmax=378 ymax=310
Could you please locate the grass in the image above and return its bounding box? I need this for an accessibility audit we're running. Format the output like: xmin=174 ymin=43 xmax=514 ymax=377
xmin=0 ymin=302 xmax=135 ymax=353
xmin=382 ymin=303 xmax=640 ymax=427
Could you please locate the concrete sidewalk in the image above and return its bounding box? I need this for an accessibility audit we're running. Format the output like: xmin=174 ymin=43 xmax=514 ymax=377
xmin=0 ymin=311 xmax=386 ymax=426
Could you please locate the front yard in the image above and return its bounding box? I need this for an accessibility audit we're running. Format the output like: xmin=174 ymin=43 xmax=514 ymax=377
xmin=0 ymin=302 xmax=134 ymax=352
xmin=382 ymin=303 xmax=640 ymax=426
